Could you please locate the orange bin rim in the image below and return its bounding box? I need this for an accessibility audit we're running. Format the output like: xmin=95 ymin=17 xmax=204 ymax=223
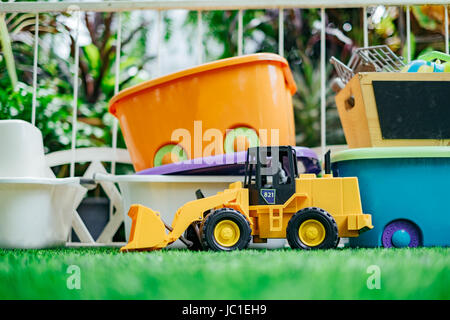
xmin=109 ymin=53 xmax=297 ymax=116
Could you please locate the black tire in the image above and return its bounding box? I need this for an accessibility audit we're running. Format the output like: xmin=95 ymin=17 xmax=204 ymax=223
xmin=286 ymin=207 xmax=339 ymax=250
xmin=184 ymin=223 xmax=203 ymax=251
xmin=201 ymin=208 xmax=252 ymax=251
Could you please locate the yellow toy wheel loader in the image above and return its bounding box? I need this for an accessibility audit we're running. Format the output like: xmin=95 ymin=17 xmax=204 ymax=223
xmin=121 ymin=146 xmax=373 ymax=252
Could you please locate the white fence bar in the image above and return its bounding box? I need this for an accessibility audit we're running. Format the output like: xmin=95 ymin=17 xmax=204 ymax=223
xmin=156 ymin=10 xmax=162 ymax=76
xmin=238 ymin=9 xmax=243 ymax=55
xmin=197 ymin=10 xmax=203 ymax=64
xmin=278 ymin=7 xmax=284 ymax=56
xmin=2 ymin=1 xmax=449 ymax=13
xmin=31 ymin=14 xmax=39 ymax=126
xmin=114 ymin=13 xmax=122 ymax=95
xmin=445 ymin=5 xmax=449 ymax=55
xmin=406 ymin=5 xmax=411 ymax=62
xmin=111 ymin=12 xmax=122 ymax=176
xmin=363 ymin=6 xmax=368 ymax=47
xmin=70 ymin=9 xmax=81 ymax=178
xmin=111 ymin=13 xmax=122 ymax=219
xmin=320 ymin=7 xmax=326 ymax=156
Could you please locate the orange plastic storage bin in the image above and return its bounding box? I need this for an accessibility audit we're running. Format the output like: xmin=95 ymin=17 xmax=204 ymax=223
xmin=109 ymin=53 xmax=297 ymax=172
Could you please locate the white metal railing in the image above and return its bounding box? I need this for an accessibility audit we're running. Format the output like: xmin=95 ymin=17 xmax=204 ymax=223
xmin=2 ymin=1 xmax=450 ymax=11
xmin=1 ymin=1 xmax=449 ymax=245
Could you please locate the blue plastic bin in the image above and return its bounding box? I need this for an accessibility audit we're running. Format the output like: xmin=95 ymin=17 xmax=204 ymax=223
xmin=331 ymin=147 xmax=450 ymax=248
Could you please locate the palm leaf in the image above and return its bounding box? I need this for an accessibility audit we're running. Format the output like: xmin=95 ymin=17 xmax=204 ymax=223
xmin=0 ymin=13 xmax=18 ymax=88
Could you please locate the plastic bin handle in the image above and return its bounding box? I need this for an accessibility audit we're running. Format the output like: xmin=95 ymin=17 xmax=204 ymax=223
xmin=418 ymin=51 xmax=450 ymax=63
xmin=281 ymin=63 xmax=298 ymax=95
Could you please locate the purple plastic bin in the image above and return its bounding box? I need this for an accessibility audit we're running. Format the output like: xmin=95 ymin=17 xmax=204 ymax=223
xmin=136 ymin=146 xmax=321 ymax=176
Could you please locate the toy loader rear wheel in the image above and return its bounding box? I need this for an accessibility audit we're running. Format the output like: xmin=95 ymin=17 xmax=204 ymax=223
xmin=287 ymin=207 xmax=339 ymax=250
xmin=201 ymin=208 xmax=252 ymax=251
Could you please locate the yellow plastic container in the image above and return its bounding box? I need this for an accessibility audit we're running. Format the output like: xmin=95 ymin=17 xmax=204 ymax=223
xmin=335 ymin=72 xmax=450 ymax=148
xmin=109 ymin=53 xmax=297 ymax=172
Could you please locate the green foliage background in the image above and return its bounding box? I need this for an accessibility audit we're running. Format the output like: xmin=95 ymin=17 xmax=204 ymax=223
xmin=1 ymin=3 xmax=449 ymax=155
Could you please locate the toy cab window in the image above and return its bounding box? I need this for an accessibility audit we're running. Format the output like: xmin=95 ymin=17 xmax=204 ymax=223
xmin=244 ymin=148 xmax=293 ymax=188
xmin=244 ymin=153 xmax=257 ymax=187
xmin=279 ymin=154 xmax=291 ymax=185
xmin=260 ymin=156 xmax=274 ymax=187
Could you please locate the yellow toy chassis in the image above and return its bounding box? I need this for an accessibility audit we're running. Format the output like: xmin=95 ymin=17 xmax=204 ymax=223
xmin=121 ymin=147 xmax=372 ymax=252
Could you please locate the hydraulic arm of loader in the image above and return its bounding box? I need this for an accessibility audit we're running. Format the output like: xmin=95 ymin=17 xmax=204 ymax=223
xmin=121 ymin=185 xmax=249 ymax=252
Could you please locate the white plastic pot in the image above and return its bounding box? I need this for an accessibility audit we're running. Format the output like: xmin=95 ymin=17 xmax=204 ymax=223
xmin=0 ymin=120 xmax=49 ymax=177
xmin=95 ymin=173 xmax=287 ymax=249
xmin=0 ymin=177 xmax=86 ymax=249
xmin=0 ymin=119 xmax=87 ymax=248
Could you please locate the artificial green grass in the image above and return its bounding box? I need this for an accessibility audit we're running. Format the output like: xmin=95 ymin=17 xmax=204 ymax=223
xmin=0 ymin=247 xmax=449 ymax=300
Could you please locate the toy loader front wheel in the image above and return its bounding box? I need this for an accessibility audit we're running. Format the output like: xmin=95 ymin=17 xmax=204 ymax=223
xmin=201 ymin=208 xmax=252 ymax=251
xmin=287 ymin=207 xmax=339 ymax=250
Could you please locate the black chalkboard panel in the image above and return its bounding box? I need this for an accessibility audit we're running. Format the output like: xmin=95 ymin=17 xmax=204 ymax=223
xmin=372 ymin=80 xmax=450 ymax=139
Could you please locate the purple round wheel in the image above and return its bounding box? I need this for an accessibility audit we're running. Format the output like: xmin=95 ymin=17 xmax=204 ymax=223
xmin=381 ymin=220 xmax=421 ymax=248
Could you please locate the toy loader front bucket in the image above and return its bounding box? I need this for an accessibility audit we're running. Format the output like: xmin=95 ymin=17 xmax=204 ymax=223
xmin=120 ymin=182 xmax=249 ymax=252
xmin=120 ymin=204 xmax=170 ymax=252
